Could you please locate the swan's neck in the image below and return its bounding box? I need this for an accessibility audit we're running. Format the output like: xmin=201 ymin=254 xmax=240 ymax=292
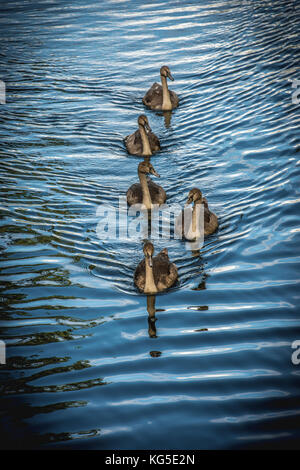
xmin=139 ymin=125 xmax=152 ymax=156
xmin=161 ymin=75 xmax=172 ymax=111
xmin=191 ymin=202 xmax=202 ymax=235
xmin=139 ymin=172 xmax=152 ymax=210
xmin=144 ymin=260 xmax=158 ymax=294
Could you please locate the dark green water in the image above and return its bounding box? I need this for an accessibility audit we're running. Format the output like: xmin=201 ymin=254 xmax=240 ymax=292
xmin=0 ymin=0 xmax=300 ymax=449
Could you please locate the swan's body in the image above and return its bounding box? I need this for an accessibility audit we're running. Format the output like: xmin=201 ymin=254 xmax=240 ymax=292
xmin=143 ymin=66 xmax=179 ymax=111
xmin=175 ymin=188 xmax=218 ymax=240
xmin=127 ymin=161 xmax=166 ymax=209
xmin=124 ymin=115 xmax=160 ymax=157
xmin=134 ymin=242 xmax=178 ymax=294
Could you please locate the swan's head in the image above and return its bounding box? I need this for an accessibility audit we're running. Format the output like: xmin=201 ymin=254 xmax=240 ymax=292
xmin=186 ymin=188 xmax=203 ymax=205
xmin=138 ymin=114 xmax=151 ymax=132
xmin=143 ymin=241 xmax=154 ymax=267
xmin=160 ymin=65 xmax=174 ymax=81
xmin=138 ymin=161 xmax=160 ymax=178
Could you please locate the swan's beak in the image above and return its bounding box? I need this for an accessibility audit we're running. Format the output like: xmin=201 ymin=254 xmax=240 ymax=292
xmin=148 ymin=255 xmax=153 ymax=268
xmin=167 ymin=71 xmax=174 ymax=81
xmin=150 ymin=168 xmax=160 ymax=178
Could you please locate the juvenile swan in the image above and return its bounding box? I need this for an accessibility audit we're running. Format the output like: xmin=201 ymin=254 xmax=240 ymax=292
xmin=127 ymin=160 xmax=167 ymax=209
xmin=176 ymin=188 xmax=218 ymax=240
xmin=143 ymin=66 xmax=179 ymax=111
xmin=134 ymin=241 xmax=178 ymax=293
xmin=124 ymin=115 xmax=160 ymax=157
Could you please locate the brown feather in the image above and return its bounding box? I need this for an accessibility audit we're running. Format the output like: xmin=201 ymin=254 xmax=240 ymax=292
xmin=175 ymin=201 xmax=218 ymax=239
xmin=127 ymin=177 xmax=167 ymax=206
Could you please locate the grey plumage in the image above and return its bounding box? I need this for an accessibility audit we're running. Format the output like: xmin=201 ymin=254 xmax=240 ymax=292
xmin=134 ymin=247 xmax=178 ymax=293
xmin=143 ymin=82 xmax=179 ymax=111
xmin=124 ymin=128 xmax=160 ymax=156
xmin=175 ymin=191 xmax=219 ymax=240
xmin=127 ymin=176 xmax=166 ymax=206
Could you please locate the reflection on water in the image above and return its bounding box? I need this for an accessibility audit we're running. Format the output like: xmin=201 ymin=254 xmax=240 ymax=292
xmin=0 ymin=0 xmax=300 ymax=450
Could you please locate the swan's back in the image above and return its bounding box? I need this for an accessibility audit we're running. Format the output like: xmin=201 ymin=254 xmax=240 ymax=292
xmin=134 ymin=258 xmax=146 ymax=291
xmin=175 ymin=199 xmax=218 ymax=239
xmin=126 ymin=183 xmax=143 ymax=206
xmin=127 ymin=177 xmax=167 ymax=206
xmin=143 ymin=83 xmax=179 ymax=110
xmin=153 ymin=248 xmax=178 ymax=290
xmin=125 ymin=129 xmax=160 ymax=156
xmin=134 ymin=248 xmax=178 ymax=292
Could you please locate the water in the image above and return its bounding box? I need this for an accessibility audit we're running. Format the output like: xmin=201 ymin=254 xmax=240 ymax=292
xmin=0 ymin=0 xmax=300 ymax=450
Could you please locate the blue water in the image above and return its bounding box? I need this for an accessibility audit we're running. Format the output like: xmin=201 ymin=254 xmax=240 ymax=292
xmin=0 ymin=0 xmax=300 ymax=449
